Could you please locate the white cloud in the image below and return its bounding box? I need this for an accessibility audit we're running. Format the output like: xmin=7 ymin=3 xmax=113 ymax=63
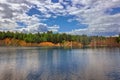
xmin=0 ymin=6 xmax=4 ymax=11
xmin=67 ymin=0 xmax=120 ymax=36
xmin=48 ymin=25 xmax=60 ymax=32
xmin=0 ymin=0 xmax=120 ymax=36
xmin=0 ymin=0 xmax=63 ymax=33
xmin=18 ymin=23 xmax=48 ymax=33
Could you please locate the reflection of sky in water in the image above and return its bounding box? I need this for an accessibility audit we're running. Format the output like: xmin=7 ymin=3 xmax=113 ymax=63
xmin=0 ymin=47 xmax=120 ymax=80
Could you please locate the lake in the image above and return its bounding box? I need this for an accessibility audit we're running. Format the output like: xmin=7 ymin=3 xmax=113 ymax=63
xmin=0 ymin=47 xmax=120 ymax=80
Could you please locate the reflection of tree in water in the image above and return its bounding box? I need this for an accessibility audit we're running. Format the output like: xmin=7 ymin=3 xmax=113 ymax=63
xmin=1 ymin=47 xmax=120 ymax=80
xmin=0 ymin=69 xmax=27 ymax=80
xmin=1 ymin=70 xmax=13 ymax=80
xmin=18 ymin=48 xmax=88 ymax=80
xmin=26 ymin=48 xmax=81 ymax=80
xmin=107 ymin=71 xmax=120 ymax=80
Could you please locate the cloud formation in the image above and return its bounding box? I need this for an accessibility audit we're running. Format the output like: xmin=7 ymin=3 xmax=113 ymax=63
xmin=0 ymin=0 xmax=120 ymax=36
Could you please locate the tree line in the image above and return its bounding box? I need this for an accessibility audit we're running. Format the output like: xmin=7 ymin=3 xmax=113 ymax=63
xmin=116 ymin=34 xmax=120 ymax=43
xmin=0 ymin=31 xmax=118 ymax=45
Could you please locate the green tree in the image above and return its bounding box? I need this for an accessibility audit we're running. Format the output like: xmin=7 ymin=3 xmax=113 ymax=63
xmin=116 ymin=34 xmax=120 ymax=43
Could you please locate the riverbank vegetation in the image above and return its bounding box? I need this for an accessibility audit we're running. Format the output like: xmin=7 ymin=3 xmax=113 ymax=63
xmin=0 ymin=31 xmax=119 ymax=47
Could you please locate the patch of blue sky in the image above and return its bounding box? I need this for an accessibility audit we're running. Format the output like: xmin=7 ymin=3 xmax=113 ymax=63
xmin=106 ymin=7 xmax=120 ymax=15
xmin=25 ymin=2 xmax=87 ymax=33
xmin=16 ymin=22 xmax=27 ymax=28
xmin=75 ymin=4 xmax=85 ymax=8
xmin=51 ymin=0 xmax=72 ymax=3
xmin=60 ymin=2 xmax=72 ymax=9
xmin=51 ymin=0 xmax=59 ymax=3
xmin=43 ymin=15 xmax=87 ymax=32
xmin=63 ymin=0 xmax=72 ymax=3
xmin=26 ymin=6 xmax=42 ymax=16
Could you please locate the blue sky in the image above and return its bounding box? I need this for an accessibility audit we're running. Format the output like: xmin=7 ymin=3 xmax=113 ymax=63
xmin=43 ymin=16 xmax=87 ymax=32
xmin=0 ymin=0 xmax=120 ymax=36
xmin=25 ymin=3 xmax=87 ymax=32
xmin=52 ymin=0 xmax=59 ymax=3
xmin=106 ymin=7 xmax=120 ymax=15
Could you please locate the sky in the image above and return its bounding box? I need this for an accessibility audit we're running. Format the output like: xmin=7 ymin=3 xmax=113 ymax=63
xmin=0 ymin=0 xmax=120 ymax=36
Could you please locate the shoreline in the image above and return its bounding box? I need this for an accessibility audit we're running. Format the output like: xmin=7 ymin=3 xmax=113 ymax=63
xmin=0 ymin=38 xmax=120 ymax=48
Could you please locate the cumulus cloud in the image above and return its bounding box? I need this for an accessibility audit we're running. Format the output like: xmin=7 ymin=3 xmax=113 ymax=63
xmin=48 ymin=25 xmax=60 ymax=32
xmin=0 ymin=0 xmax=64 ymax=33
xmin=0 ymin=0 xmax=120 ymax=35
xmin=17 ymin=23 xmax=48 ymax=33
xmin=67 ymin=0 xmax=120 ymax=36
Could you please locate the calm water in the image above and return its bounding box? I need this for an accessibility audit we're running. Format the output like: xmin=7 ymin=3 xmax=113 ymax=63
xmin=0 ymin=47 xmax=120 ymax=80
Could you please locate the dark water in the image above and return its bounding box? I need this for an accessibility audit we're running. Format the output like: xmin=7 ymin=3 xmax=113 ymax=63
xmin=0 ymin=47 xmax=120 ymax=80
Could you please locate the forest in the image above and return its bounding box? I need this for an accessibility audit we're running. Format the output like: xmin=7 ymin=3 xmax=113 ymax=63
xmin=0 ymin=31 xmax=120 ymax=47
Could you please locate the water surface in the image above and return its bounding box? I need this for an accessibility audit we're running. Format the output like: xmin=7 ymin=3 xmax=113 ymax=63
xmin=0 ymin=47 xmax=120 ymax=80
